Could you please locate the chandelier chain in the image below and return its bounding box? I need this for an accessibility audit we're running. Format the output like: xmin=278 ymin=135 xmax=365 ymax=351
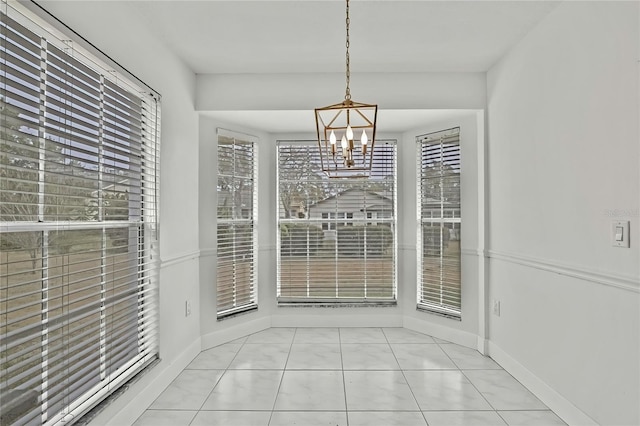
xmin=345 ymin=0 xmax=351 ymax=101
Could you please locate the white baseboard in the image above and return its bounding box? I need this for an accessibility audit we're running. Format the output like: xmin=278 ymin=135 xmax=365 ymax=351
xmin=201 ymin=316 xmax=270 ymax=350
xmin=270 ymin=313 xmax=403 ymax=328
xmin=477 ymin=336 xmax=489 ymax=355
xmin=95 ymin=338 xmax=202 ymax=426
xmin=488 ymin=341 xmax=598 ymax=426
xmin=403 ymin=316 xmax=478 ymax=349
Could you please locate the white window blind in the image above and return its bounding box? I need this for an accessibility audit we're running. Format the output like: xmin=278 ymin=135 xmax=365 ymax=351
xmin=277 ymin=140 xmax=396 ymax=303
xmin=1 ymin=4 xmax=160 ymax=425
xmin=417 ymin=128 xmax=461 ymax=318
xmin=216 ymin=129 xmax=257 ymax=318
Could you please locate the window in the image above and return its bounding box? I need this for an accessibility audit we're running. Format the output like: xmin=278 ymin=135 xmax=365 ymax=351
xmin=0 ymin=4 xmax=160 ymax=425
xmin=321 ymin=212 xmax=352 ymax=230
xmin=417 ymin=128 xmax=461 ymax=318
xmin=277 ymin=141 xmax=396 ymax=303
xmin=216 ymin=129 xmax=257 ymax=318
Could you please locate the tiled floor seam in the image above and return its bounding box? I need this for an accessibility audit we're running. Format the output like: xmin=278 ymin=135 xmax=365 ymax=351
xmin=435 ymin=340 xmax=497 ymax=414
xmin=266 ymin=328 xmax=297 ymax=426
xmin=382 ymin=327 xmax=430 ymax=426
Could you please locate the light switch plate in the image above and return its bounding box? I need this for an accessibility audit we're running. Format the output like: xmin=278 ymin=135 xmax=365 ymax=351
xmin=612 ymin=221 xmax=630 ymax=248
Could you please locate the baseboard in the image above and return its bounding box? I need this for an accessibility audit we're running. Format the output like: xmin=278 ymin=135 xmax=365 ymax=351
xmin=94 ymin=338 xmax=202 ymax=426
xmin=488 ymin=341 xmax=598 ymax=426
xmin=477 ymin=336 xmax=489 ymax=355
xmin=270 ymin=313 xmax=403 ymax=328
xmin=201 ymin=316 xmax=271 ymax=350
xmin=402 ymin=316 xmax=478 ymax=349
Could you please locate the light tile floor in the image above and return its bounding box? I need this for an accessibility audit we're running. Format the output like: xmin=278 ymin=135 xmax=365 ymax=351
xmin=134 ymin=327 xmax=566 ymax=426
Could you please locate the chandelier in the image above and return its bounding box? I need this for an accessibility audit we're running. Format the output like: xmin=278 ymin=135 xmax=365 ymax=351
xmin=315 ymin=0 xmax=377 ymax=178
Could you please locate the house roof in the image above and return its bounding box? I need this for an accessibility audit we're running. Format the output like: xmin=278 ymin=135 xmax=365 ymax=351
xmin=308 ymin=188 xmax=391 ymax=209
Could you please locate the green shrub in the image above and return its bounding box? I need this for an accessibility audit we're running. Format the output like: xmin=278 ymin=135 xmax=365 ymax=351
xmin=280 ymin=223 xmax=324 ymax=256
xmin=337 ymin=225 xmax=393 ymax=257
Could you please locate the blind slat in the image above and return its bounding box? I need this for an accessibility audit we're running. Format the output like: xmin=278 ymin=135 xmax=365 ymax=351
xmin=216 ymin=133 xmax=257 ymax=317
xmin=417 ymin=129 xmax=461 ymax=317
xmin=1 ymin=7 xmax=159 ymax=426
xmin=277 ymin=141 xmax=396 ymax=302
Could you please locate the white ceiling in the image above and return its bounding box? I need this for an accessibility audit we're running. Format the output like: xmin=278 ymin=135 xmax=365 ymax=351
xmin=36 ymin=0 xmax=560 ymax=133
xmin=37 ymin=0 xmax=560 ymax=75
xmin=127 ymin=0 xmax=559 ymax=74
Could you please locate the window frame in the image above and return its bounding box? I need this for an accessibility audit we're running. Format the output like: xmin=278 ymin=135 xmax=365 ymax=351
xmin=416 ymin=128 xmax=462 ymax=319
xmin=0 ymin=3 xmax=160 ymax=425
xmin=216 ymin=129 xmax=258 ymax=319
xmin=276 ymin=140 xmax=398 ymax=305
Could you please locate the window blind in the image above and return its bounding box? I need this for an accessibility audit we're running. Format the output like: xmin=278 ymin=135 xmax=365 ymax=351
xmin=216 ymin=129 xmax=257 ymax=318
xmin=1 ymin=4 xmax=160 ymax=425
xmin=417 ymin=128 xmax=461 ymax=318
xmin=277 ymin=140 xmax=396 ymax=303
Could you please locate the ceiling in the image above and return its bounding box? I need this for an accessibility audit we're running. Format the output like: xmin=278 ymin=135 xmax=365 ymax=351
xmin=36 ymin=0 xmax=560 ymax=133
xmin=128 ymin=0 xmax=559 ymax=75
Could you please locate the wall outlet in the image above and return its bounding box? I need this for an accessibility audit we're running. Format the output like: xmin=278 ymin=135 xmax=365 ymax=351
xmin=493 ymin=300 xmax=501 ymax=316
xmin=185 ymin=300 xmax=191 ymax=317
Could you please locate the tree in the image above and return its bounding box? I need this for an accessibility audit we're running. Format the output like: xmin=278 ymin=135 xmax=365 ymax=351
xmin=278 ymin=146 xmax=329 ymax=218
xmin=421 ymin=160 xmax=460 ymax=205
xmin=1 ymin=97 xmax=133 ymax=265
xmin=217 ymin=137 xmax=255 ymax=220
xmin=1 ymin=98 xmax=42 ymax=268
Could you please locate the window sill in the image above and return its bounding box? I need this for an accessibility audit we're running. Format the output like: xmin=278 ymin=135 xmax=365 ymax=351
xmin=417 ymin=304 xmax=462 ymax=321
xmin=217 ymin=305 xmax=258 ymax=321
xmin=278 ymin=299 xmax=397 ymax=308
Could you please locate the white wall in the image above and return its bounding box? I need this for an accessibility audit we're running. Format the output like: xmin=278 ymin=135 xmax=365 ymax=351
xmin=487 ymin=2 xmax=640 ymax=425
xmin=196 ymin=72 xmax=486 ymax=111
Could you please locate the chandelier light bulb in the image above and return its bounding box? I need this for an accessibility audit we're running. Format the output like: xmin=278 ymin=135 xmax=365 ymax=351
xmin=346 ymin=125 xmax=354 ymax=141
xmin=330 ymin=130 xmax=337 ymax=145
xmin=360 ymin=130 xmax=368 ymax=146
xmin=341 ymin=134 xmax=348 ymax=151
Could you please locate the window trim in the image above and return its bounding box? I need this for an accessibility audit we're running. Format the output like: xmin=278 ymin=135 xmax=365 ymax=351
xmin=216 ymin=128 xmax=258 ymax=319
xmin=0 ymin=3 xmax=160 ymax=424
xmin=276 ymin=140 xmax=398 ymax=305
xmin=416 ymin=128 xmax=462 ymax=319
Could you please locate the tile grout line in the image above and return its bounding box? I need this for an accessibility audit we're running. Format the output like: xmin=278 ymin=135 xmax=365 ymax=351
xmin=267 ymin=328 xmax=297 ymax=426
xmin=135 ymin=328 xmax=566 ymax=426
xmin=383 ymin=328 xmax=430 ymax=426
xmin=496 ymin=410 xmax=510 ymax=425
xmin=187 ymin=334 xmax=250 ymax=425
xmin=435 ymin=339 xmax=502 ymax=418
xmin=339 ymin=327 xmax=350 ymax=426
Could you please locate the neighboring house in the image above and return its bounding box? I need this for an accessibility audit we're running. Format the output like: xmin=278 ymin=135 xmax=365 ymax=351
xmin=307 ymin=188 xmax=393 ymax=235
xmin=422 ymin=198 xmax=461 ymax=241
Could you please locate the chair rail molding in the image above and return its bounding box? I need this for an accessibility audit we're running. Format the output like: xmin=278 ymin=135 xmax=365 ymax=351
xmin=487 ymin=249 xmax=639 ymax=293
xmin=160 ymin=250 xmax=201 ymax=269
